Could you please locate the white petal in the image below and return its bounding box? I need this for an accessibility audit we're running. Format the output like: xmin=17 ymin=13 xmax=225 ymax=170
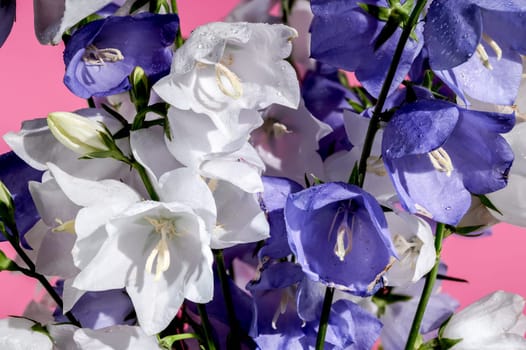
xmin=0 ymin=318 xmax=53 ymax=350
xmin=73 ymin=325 xmax=161 ymax=350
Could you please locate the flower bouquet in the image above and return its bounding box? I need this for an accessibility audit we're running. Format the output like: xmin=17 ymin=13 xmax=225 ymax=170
xmin=0 ymin=0 xmax=525 ymax=349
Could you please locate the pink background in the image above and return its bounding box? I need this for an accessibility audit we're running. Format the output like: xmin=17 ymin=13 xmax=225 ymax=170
xmin=0 ymin=0 xmax=525 ymax=318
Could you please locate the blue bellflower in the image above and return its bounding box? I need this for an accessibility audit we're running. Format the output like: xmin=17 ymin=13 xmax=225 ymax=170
xmin=310 ymin=0 xmax=424 ymax=98
xmin=63 ymin=13 xmax=179 ymax=98
xmin=0 ymin=0 xmax=15 ymax=47
xmin=0 ymin=152 xmax=43 ymax=247
xmin=382 ymin=99 xmax=514 ymax=225
xmin=424 ymin=0 xmax=526 ymax=104
xmin=285 ymin=182 xmax=397 ymax=296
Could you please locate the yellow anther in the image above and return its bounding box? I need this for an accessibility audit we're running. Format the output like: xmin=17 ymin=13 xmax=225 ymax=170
xmin=52 ymin=218 xmax=76 ymax=234
xmin=428 ymin=147 xmax=453 ymax=177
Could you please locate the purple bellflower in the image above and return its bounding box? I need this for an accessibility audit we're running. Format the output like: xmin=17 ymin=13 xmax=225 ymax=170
xmin=63 ymin=13 xmax=179 ymax=98
xmin=285 ymin=182 xmax=397 ymax=296
xmin=0 ymin=0 xmax=15 ymax=47
xmin=382 ymin=99 xmax=514 ymax=225
xmin=0 ymin=152 xmax=43 ymax=247
xmin=424 ymin=0 xmax=526 ymax=104
xmin=309 ymin=0 xmax=424 ymax=98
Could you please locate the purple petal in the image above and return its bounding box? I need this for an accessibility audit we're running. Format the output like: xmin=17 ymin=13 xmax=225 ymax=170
xmin=0 ymin=0 xmax=15 ymax=47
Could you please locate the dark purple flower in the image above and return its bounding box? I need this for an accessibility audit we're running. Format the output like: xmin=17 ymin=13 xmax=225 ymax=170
xmin=310 ymin=0 xmax=424 ymax=98
xmin=424 ymin=0 xmax=526 ymax=104
xmin=0 ymin=0 xmax=15 ymax=47
xmin=0 ymin=152 xmax=42 ymax=247
xmin=382 ymin=99 xmax=514 ymax=225
xmin=285 ymin=182 xmax=396 ymax=296
xmin=63 ymin=13 xmax=179 ymax=98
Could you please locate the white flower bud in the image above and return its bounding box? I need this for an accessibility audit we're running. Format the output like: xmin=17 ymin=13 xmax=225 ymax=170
xmin=47 ymin=111 xmax=110 ymax=155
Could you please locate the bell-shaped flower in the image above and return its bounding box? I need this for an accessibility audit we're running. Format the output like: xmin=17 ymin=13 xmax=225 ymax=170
xmin=285 ymin=182 xmax=397 ymax=296
xmin=425 ymin=0 xmax=526 ymax=105
xmin=153 ymin=21 xmax=300 ymax=135
xmin=441 ymin=291 xmax=526 ymax=349
xmin=487 ymin=122 xmax=526 ymax=226
xmin=48 ymin=164 xmax=215 ymax=335
xmin=251 ymin=99 xmax=331 ymax=185
xmin=63 ymin=13 xmax=179 ymax=98
xmin=310 ymin=0 xmax=424 ymax=97
xmin=382 ymin=99 xmax=514 ymax=225
xmin=384 ymin=211 xmax=435 ymax=286
xmin=225 ymin=0 xmax=279 ymax=23
xmin=164 ymin=107 xmax=265 ymax=193
xmin=0 ymin=0 xmax=15 ymax=47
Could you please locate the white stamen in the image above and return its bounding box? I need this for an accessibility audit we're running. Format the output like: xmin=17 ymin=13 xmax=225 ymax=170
xmin=328 ymin=208 xmax=354 ymax=262
xmin=144 ymin=217 xmax=178 ymax=281
xmin=215 ymin=62 xmax=243 ymax=99
xmin=271 ymin=288 xmax=293 ymax=330
xmin=82 ymin=44 xmax=124 ymax=66
xmin=476 ymin=43 xmax=493 ymax=70
xmin=414 ymin=203 xmax=433 ymax=219
xmin=262 ymin=118 xmax=292 ymax=138
xmin=393 ymin=234 xmax=422 ymax=267
xmin=482 ymin=33 xmax=502 ymax=61
xmin=428 ymin=147 xmax=453 ymax=176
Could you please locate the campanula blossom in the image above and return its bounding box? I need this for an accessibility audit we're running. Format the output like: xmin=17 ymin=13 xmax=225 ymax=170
xmin=0 ymin=0 xmax=15 ymax=47
xmin=64 ymin=13 xmax=179 ymax=98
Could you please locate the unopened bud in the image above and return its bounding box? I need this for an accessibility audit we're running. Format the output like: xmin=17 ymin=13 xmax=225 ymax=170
xmin=47 ymin=112 xmax=110 ymax=155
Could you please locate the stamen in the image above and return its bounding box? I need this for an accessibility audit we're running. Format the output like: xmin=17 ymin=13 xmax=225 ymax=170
xmin=82 ymin=44 xmax=124 ymax=66
xmin=144 ymin=217 xmax=178 ymax=281
xmin=262 ymin=118 xmax=292 ymax=138
xmin=271 ymin=288 xmax=293 ymax=330
xmin=333 ymin=214 xmax=354 ymax=261
xmin=428 ymin=147 xmax=453 ymax=176
xmin=367 ymin=156 xmax=387 ymax=176
xmin=475 ymin=43 xmax=493 ymax=70
xmin=52 ymin=218 xmax=76 ymax=234
xmin=393 ymin=234 xmax=422 ymax=266
xmin=215 ymin=62 xmax=243 ymax=99
xmin=414 ymin=203 xmax=433 ymax=219
xmin=482 ymin=34 xmax=502 ymax=61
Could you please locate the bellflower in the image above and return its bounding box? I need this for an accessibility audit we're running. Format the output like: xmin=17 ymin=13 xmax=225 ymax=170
xmin=382 ymin=99 xmax=514 ymax=225
xmin=153 ymin=21 xmax=300 ymax=134
xmin=49 ymin=164 xmax=215 ymax=335
xmin=425 ymin=1 xmax=526 ymax=104
xmin=251 ymin=99 xmax=331 ymax=185
xmin=0 ymin=0 xmax=15 ymax=47
xmin=310 ymin=0 xmax=424 ymax=97
xmin=63 ymin=13 xmax=179 ymax=98
xmin=0 ymin=317 xmax=54 ymax=350
xmin=441 ymin=291 xmax=526 ymax=349
xmin=285 ymin=182 xmax=397 ymax=296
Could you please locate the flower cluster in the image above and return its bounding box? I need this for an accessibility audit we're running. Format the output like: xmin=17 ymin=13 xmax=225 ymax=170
xmin=0 ymin=0 xmax=525 ymax=349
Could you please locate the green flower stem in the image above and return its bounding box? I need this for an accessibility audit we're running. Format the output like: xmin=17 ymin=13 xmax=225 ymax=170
xmin=197 ymin=303 xmax=217 ymax=350
xmin=356 ymin=0 xmax=428 ymax=187
xmin=131 ymin=161 xmax=160 ymax=201
xmin=213 ymin=249 xmax=241 ymax=350
xmin=5 ymin=232 xmax=81 ymax=327
xmin=280 ymin=0 xmax=295 ymax=24
xmin=170 ymin=0 xmax=184 ymax=48
xmin=404 ymin=222 xmax=446 ymax=350
xmin=315 ymin=286 xmax=335 ymax=350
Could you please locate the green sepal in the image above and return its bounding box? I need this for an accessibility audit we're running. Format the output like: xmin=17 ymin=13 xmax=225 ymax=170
xmin=132 ymin=102 xmax=169 ymax=131
xmin=0 ymin=249 xmax=18 ymax=272
xmin=130 ymin=0 xmax=149 ymax=13
xmin=101 ymin=103 xmax=129 ymax=128
xmin=477 ymin=194 xmax=503 ymax=215
xmin=439 ymin=338 xmax=463 ymax=349
xmin=348 ymin=162 xmax=360 ymax=185
xmin=436 ymin=274 xmax=468 ymax=283
xmin=129 ymin=66 xmax=151 ymax=112
xmin=347 ymin=98 xmax=365 ymax=113
xmin=159 ymin=333 xmax=201 ymax=349
xmin=445 ymin=224 xmax=485 ymax=237
xmin=372 ymin=288 xmax=412 ymax=316
xmin=358 ymin=3 xmax=391 ymax=22
xmin=304 ymin=173 xmax=311 ymax=188
xmin=163 ymin=113 xmax=172 ymax=141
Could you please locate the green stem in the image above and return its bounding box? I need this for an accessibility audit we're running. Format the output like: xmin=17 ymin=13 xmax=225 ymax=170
xmin=197 ymin=303 xmax=217 ymax=350
xmin=356 ymin=0 xmax=428 ymax=187
xmin=404 ymin=222 xmax=446 ymax=350
xmin=315 ymin=286 xmax=335 ymax=350
xmin=213 ymin=249 xmax=241 ymax=350
xmin=7 ymin=234 xmax=81 ymax=327
xmin=170 ymin=0 xmax=184 ymax=48
xmin=131 ymin=161 xmax=160 ymax=201
xmin=280 ymin=0 xmax=295 ymax=24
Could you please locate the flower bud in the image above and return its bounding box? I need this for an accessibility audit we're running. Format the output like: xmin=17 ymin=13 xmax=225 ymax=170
xmin=0 ymin=181 xmax=15 ymax=227
xmin=47 ymin=112 xmax=110 ymax=155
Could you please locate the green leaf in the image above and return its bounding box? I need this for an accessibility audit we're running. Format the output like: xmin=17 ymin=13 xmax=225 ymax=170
xmin=159 ymin=333 xmax=200 ymax=349
xmin=348 ymin=162 xmax=360 ymax=185
xmin=0 ymin=249 xmax=19 ymax=271
xmin=477 ymin=194 xmax=503 ymax=215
